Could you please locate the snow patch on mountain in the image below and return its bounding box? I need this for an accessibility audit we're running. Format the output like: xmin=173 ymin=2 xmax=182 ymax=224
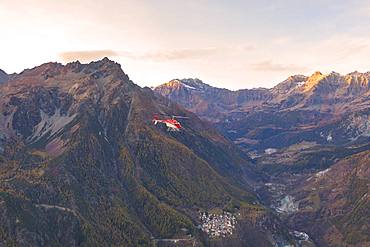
xmin=315 ymin=168 xmax=331 ymax=178
xmin=326 ymin=133 xmax=333 ymax=142
xmin=292 ymin=231 xmax=310 ymax=241
xmin=265 ymin=148 xmax=277 ymax=155
xmin=320 ymin=131 xmax=333 ymax=142
xmin=291 ymin=81 xmax=306 ymax=90
xmin=29 ymin=109 xmax=76 ymax=142
xmin=181 ymin=82 xmax=197 ymax=90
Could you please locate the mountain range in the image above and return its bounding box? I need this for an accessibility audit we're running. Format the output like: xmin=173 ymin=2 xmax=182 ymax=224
xmin=0 ymin=59 xmax=298 ymax=246
xmin=154 ymin=73 xmax=369 ymax=247
xmin=0 ymin=59 xmax=368 ymax=247
xmin=154 ymin=73 xmax=369 ymax=151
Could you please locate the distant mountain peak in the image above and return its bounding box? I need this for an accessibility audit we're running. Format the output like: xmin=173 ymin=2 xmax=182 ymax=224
xmin=181 ymin=78 xmax=211 ymax=90
xmin=287 ymin=74 xmax=308 ymax=80
xmin=160 ymin=79 xmax=185 ymax=89
xmin=345 ymin=70 xmax=370 ymax=76
xmin=157 ymin=78 xmax=210 ymax=91
xmin=273 ymin=74 xmax=308 ymax=93
xmin=329 ymin=71 xmax=340 ymax=76
xmin=303 ymin=71 xmax=326 ymax=91
xmin=22 ymin=61 xmax=63 ymax=72
xmin=11 ymin=58 xmax=130 ymax=89
xmin=344 ymin=71 xmax=370 ymax=87
xmin=311 ymin=71 xmax=323 ymax=77
xmin=88 ymin=57 xmax=119 ymax=67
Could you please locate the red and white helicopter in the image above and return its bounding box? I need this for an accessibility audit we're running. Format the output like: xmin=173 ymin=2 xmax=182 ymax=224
xmin=152 ymin=115 xmax=188 ymax=131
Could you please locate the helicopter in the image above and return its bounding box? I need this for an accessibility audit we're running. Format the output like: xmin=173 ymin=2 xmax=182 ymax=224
xmin=152 ymin=115 xmax=188 ymax=131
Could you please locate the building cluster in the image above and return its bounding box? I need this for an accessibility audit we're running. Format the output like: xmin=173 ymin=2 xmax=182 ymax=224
xmin=199 ymin=211 xmax=237 ymax=238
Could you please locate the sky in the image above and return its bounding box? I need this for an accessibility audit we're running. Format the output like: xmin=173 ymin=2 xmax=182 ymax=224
xmin=1 ymin=0 xmax=370 ymax=89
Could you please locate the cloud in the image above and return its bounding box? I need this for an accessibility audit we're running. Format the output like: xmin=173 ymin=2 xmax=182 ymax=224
xmin=310 ymin=36 xmax=369 ymax=60
xmin=59 ymin=50 xmax=119 ymax=62
xmin=250 ymin=60 xmax=307 ymax=72
xmin=123 ymin=45 xmax=254 ymax=61
xmin=124 ymin=48 xmax=220 ymax=61
xmin=59 ymin=45 xmax=254 ymax=63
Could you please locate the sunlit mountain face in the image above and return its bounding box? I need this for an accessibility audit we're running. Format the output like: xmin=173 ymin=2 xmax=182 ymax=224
xmin=154 ymin=73 xmax=369 ymax=150
xmin=155 ymin=73 xmax=370 ymax=247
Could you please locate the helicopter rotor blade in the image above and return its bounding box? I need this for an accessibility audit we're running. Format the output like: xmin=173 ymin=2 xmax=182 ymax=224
xmin=172 ymin=115 xmax=189 ymax=119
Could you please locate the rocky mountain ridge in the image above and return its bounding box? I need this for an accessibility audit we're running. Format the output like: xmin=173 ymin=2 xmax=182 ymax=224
xmin=0 ymin=59 xmax=294 ymax=246
xmin=154 ymin=71 xmax=369 ymax=122
xmin=154 ymin=72 xmax=369 ymax=152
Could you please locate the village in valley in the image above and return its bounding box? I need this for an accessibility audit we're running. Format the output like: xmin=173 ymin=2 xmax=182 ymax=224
xmin=199 ymin=211 xmax=238 ymax=238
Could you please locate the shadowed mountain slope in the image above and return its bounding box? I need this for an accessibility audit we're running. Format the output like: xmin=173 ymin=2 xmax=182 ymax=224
xmin=0 ymin=69 xmax=8 ymax=84
xmin=0 ymin=59 xmax=293 ymax=246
